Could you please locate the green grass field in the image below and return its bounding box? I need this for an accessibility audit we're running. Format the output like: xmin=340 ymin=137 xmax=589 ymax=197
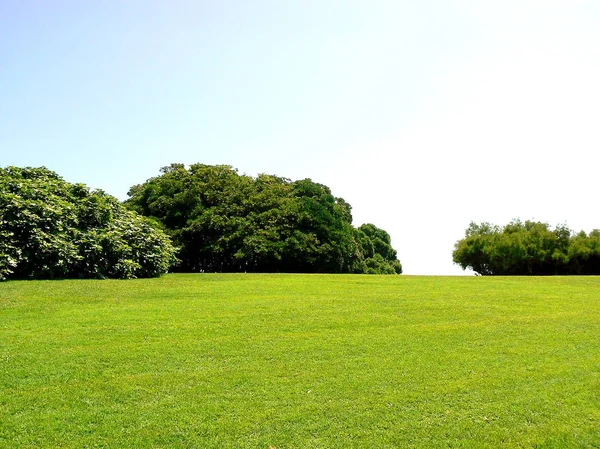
xmin=1 ymin=274 xmax=599 ymax=448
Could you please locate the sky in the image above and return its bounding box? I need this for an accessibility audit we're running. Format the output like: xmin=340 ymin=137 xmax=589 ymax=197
xmin=2 ymin=1 xmax=599 ymax=275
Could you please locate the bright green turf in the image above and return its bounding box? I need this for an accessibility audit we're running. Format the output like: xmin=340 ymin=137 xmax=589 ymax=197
xmin=1 ymin=274 xmax=599 ymax=448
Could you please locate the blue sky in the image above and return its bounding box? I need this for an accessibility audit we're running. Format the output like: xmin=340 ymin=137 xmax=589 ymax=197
xmin=2 ymin=1 xmax=599 ymax=274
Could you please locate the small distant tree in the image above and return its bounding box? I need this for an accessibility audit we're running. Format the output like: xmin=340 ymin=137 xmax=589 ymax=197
xmin=453 ymin=219 xmax=600 ymax=275
xmin=0 ymin=166 xmax=177 ymax=280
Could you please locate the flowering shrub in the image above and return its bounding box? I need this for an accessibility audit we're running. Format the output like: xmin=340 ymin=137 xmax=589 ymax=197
xmin=0 ymin=167 xmax=177 ymax=280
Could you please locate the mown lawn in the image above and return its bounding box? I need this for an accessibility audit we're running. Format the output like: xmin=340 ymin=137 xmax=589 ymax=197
xmin=1 ymin=274 xmax=599 ymax=448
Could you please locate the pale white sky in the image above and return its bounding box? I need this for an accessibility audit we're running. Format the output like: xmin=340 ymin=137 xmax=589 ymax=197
xmin=2 ymin=1 xmax=599 ymax=274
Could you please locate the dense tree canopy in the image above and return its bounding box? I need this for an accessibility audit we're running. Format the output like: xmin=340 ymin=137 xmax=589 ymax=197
xmin=126 ymin=163 xmax=402 ymax=274
xmin=453 ymin=220 xmax=600 ymax=275
xmin=0 ymin=167 xmax=177 ymax=280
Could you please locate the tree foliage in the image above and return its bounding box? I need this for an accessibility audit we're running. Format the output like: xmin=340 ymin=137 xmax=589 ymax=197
xmin=453 ymin=220 xmax=600 ymax=275
xmin=126 ymin=163 xmax=402 ymax=274
xmin=0 ymin=167 xmax=177 ymax=280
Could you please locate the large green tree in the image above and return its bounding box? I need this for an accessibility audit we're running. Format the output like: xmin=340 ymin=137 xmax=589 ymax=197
xmin=126 ymin=163 xmax=402 ymax=274
xmin=453 ymin=220 xmax=600 ymax=275
xmin=0 ymin=167 xmax=177 ymax=280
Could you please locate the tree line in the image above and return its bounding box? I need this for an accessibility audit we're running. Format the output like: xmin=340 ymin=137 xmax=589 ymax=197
xmin=5 ymin=164 xmax=599 ymax=280
xmin=453 ymin=220 xmax=600 ymax=275
xmin=1 ymin=164 xmax=401 ymax=280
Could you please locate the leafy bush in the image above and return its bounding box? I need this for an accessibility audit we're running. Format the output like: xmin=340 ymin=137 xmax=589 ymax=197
xmin=0 ymin=166 xmax=177 ymax=280
xmin=353 ymin=224 xmax=402 ymax=274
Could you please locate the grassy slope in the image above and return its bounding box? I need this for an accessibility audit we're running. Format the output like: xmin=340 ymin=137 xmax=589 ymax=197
xmin=0 ymin=274 xmax=599 ymax=448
